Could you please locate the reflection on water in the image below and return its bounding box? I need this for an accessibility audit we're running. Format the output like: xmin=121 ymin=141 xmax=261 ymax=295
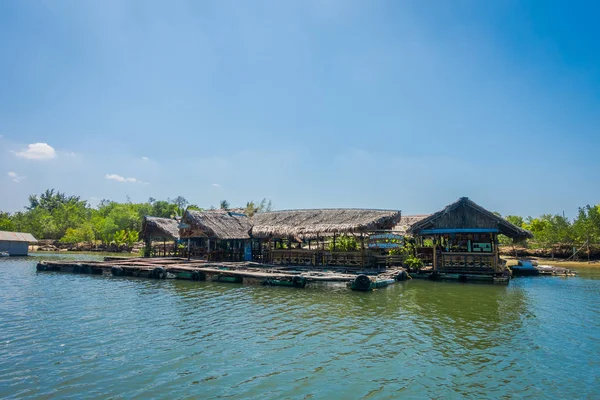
xmin=1 ymin=254 xmax=599 ymax=399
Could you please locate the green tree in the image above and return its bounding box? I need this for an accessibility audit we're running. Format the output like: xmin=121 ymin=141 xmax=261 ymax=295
xmin=126 ymin=230 xmax=139 ymax=249
xmin=0 ymin=212 xmax=15 ymax=231
xmin=573 ymin=205 xmax=600 ymax=245
xmin=60 ymin=224 xmax=95 ymax=245
xmin=220 ymin=200 xmax=230 ymax=210
xmin=170 ymin=196 xmax=188 ymax=210
xmin=505 ymin=215 xmax=524 ymax=228
xmin=113 ymin=230 xmax=128 ymax=247
xmin=245 ymin=198 xmax=274 ymax=216
xmin=91 ymin=215 xmax=118 ymax=244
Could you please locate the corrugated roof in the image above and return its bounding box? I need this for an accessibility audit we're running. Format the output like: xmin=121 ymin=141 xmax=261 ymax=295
xmin=0 ymin=231 xmax=38 ymax=242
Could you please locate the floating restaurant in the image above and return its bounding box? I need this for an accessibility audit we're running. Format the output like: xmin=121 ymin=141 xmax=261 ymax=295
xmin=36 ymin=197 xmax=577 ymax=290
xmin=408 ymin=197 xmax=534 ymax=283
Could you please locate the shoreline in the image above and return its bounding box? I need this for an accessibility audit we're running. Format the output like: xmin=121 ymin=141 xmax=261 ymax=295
xmin=504 ymin=256 xmax=600 ymax=268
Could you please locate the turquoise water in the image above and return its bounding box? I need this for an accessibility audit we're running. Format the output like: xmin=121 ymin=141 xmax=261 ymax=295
xmin=1 ymin=254 xmax=599 ymax=399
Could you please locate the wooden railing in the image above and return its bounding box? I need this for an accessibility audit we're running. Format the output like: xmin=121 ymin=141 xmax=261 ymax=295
xmin=437 ymin=252 xmax=497 ymax=274
xmin=267 ymin=250 xmax=375 ymax=267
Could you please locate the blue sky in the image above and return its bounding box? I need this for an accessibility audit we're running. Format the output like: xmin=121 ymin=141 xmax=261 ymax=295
xmin=1 ymin=0 xmax=599 ymax=218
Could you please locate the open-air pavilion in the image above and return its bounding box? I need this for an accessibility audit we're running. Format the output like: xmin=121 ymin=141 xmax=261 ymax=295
xmin=251 ymin=208 xmax=403 ymax=267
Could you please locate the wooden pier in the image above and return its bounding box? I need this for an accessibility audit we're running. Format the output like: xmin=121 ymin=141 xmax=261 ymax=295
xmin=35 ymin=257 xmax=411 ymax=291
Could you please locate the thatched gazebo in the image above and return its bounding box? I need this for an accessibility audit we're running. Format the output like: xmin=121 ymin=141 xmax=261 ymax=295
xmin=141 ymin=216 xmax=181 ymax=257
xmin=180 ymin=210 xmax=252 ymax=261
xmin=407 ymin=197 xmax=533 ymax=280
xmin=251 ymin=208 xmax=402 ymax=267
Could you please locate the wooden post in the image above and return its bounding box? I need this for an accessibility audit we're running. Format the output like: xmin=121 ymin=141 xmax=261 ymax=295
xmin=433 ymin=236 xmax=437 ymax=272
xmin=187 ymin=238 xmax=191 ymax=261
xmin=333 ymin=233 xmax=337 ymax=252
xmin=360 ymin=232 xmax=365 ymax=268
xmin=494 ymin=233 xmax=499 ymax=272
xmin=316 ymin=235 xmax=320 ymax=266
xmin=163 ymin=240 xmax=166 ymax=257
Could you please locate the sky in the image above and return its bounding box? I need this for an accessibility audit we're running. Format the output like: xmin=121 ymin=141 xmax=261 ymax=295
xmin=1 ymin=0 xmax=599 ymax=218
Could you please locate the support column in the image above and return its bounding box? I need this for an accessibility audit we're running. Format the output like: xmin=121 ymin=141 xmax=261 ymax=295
xmin=433 ymin=236 xmax=437 ymax=272
xmin=360 ymin=232 xmax=365 ymax=268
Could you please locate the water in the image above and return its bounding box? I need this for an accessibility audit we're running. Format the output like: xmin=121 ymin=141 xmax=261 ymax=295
xmin=1 ymin=254 xmax=599 ymax=399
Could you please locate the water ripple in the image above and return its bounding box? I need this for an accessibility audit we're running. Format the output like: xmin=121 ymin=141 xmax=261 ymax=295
xmin=1 ymin=256 xmax=600 ymax=398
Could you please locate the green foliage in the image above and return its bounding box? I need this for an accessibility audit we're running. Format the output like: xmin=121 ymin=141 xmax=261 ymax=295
xmin=0 ymin=212 xmax=15 ymax=231
xmin=91 ymin=215 xmax=118 ymax=244
xmin=573 ymin=205 xmax=600 ymax=243
xmin=169 ymin=196 xmax=188 ymax=210
xmin=0 ymin=189 xmax=240 ymax=252
xmin=126 ymin=230 xmax=139 ymax=248
xmin=220 ymin=200 xmax=230 ymax=210
xmin=245 ymin=198 xmax=274 ymax=217
xmin=113 ymin=229 xmax=128 ymax=246
xmin=404 ymin=255 xmax=424 ymax=270
xmin=60 ymin=224 xmax=94 ymax=245
xmin=327 ymin=235 xmax=358 ymax=251
xmin=505 ymin=215 xmax=524 ymax=228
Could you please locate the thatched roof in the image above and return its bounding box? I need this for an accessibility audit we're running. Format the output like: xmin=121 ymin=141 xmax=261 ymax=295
xmin=408 ymin=197 xmax=533 ymax=239
xmin=180 ymin=210 xmax=251 ymax=240
xmin=251 ymin=209 xmax=402 ymax=239
xmin=141 ymin=216 xmax=180 ymax=241
xmin=393 ymin=215 xmax=431 ymax=235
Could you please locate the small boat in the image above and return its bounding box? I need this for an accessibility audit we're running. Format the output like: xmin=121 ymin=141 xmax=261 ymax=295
xmin=0 ymin=251 xmax=9 ymax=257
xmin=510 ymin=260 xmax=539 ymax=276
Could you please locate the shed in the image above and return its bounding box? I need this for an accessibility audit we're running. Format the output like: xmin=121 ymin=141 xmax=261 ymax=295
xmin=0 ymin=231 xmax=37 ymax=256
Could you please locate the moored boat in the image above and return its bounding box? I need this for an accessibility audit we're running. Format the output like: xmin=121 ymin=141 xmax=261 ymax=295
xmin=510 ymin=260 xmax=540 ymax=276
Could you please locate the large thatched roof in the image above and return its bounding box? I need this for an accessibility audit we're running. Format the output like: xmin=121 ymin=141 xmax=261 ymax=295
xmin=141 ymin=216 xmax=180 ymax=241
xmin=180 ymin=210 xmax=251 ymax=240
xmin=393 ymin=215 xmax=431 ymax=235
xmin=408 ymin=197 xmax=533 ymax=239
xmin=251 ymin=209 xmax=402 ymax=239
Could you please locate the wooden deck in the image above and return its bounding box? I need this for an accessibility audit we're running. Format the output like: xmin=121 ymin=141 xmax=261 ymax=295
xmin=36 ymin=257 xmax=410 ymax=290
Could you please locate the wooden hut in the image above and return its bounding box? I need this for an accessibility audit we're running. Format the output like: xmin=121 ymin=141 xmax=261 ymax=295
xmin=180 ymin=210 xmax=252 ymax=261
xmin=251 ymin=208 xmax=402 ymax=267
xmin=408 ymin=197 xmax=533 ymax=281
xmin=141 ymin=216 xmax=181 ymax=257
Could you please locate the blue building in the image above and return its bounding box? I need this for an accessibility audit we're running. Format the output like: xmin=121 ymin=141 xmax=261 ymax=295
xmin=0 ymin=231 xmax=37 ymax=256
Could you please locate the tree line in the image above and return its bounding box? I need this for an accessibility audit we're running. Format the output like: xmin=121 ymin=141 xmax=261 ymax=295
xmin=0 ymin=189 xmax=273 ymax=246
xmin=1 ymin=189 xmax=598 ymax=256
xmin=499 ymin=204 xmax=600 ymax=256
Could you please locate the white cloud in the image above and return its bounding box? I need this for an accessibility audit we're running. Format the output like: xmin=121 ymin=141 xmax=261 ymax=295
xmin=141 ymin=156 xmax=149 ymax=161
xmin=105 ymin=173 xmax=147 ymax=184
xmin=7 ymin=171 xmax=25 ymax=183
xmin=212 ymin=183 xmax=221 ymax=187
xmin=15 ymin=143 xmax=56 ymax=160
